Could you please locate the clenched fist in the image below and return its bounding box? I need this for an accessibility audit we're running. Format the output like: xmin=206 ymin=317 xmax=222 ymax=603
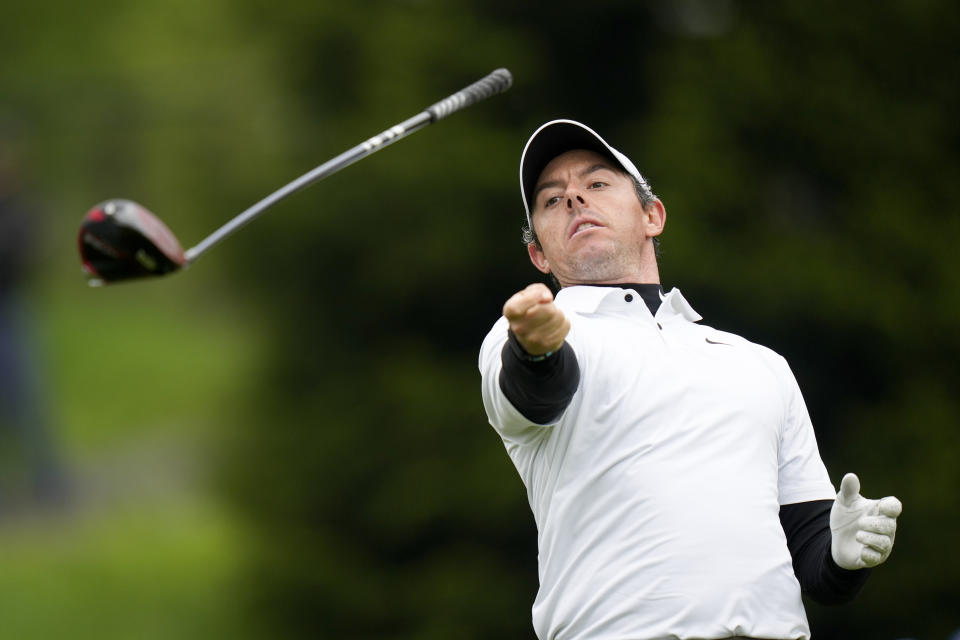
xmin=503 ymin=283 xmax=570 ymax=356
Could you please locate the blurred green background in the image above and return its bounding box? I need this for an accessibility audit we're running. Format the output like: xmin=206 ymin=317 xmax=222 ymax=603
xmin=1 ymin=0 xmax=957 ymax=638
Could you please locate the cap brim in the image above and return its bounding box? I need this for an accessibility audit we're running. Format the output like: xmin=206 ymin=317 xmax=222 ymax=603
xmin=521 ymin=119 xmax=645 ymax=226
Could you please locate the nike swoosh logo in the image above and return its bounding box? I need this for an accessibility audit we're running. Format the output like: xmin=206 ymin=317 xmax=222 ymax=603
xmin=705 ymin=337 xmax=731 ymax=346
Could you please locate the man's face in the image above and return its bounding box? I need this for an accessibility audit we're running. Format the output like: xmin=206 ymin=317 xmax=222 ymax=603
xmin=527 ymin=149 xmax=664 ymax=286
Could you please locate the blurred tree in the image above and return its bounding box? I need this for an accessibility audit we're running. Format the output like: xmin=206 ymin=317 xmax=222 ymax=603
xmin=221 ymin=2 xmax=541 ymax=638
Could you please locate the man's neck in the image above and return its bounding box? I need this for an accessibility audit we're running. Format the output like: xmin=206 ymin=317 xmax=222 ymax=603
xmin=557 ymin=257 xmax=661 ymax=288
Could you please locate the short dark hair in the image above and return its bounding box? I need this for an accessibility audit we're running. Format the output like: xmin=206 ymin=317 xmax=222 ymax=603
xmin=521 ymin=171 xmax=662 ymax=261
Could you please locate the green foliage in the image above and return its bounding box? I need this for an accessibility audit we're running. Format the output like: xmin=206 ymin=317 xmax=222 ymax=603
xmin=2 ymin=0 xmax=958 ymax=638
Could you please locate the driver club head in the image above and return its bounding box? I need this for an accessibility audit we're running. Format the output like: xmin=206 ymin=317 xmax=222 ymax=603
xmin=78 ymin=199 xmax=187 ymax=285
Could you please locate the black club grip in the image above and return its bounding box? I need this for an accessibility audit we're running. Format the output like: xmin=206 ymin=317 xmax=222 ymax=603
xmin=426 ymin=68 xmax=513 ymax=121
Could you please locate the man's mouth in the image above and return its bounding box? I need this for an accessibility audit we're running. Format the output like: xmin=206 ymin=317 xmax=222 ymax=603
xmin=570 ymin=220 xmax=602 ymax=238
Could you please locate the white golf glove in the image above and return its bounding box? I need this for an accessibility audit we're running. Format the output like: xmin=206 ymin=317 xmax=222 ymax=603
xmin=830 ymin=472 xmax=902 ymax=569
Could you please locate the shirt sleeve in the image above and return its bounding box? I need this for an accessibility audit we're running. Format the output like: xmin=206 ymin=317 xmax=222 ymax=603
xmin=498 ymin=330 xmax=580 ymax=425
xmin=774 ymin=355 xmax=837 ymax=505
xmin=479 ymin=317 xmax=578 ymax=444
xmin=780 ymin=499 xmax=872 ymax=604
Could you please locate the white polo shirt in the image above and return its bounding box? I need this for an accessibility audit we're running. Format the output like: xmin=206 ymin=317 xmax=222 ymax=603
xmin=479 ymin=286 xmax=836 ymax=640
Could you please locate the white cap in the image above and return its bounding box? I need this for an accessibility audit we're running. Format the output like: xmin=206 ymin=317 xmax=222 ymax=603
xmin=519 ymin=119 xmax=649 ymax=229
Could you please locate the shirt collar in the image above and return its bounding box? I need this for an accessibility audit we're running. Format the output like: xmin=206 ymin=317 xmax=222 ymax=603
xmin=554 ymin=285 xmax=702 ymax=322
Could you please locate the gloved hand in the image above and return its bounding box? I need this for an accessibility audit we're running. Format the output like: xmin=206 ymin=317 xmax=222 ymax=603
xmin=830 ymin=472 xmax=902 ymax=570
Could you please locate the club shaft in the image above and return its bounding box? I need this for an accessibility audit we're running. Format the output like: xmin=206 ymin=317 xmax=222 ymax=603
xmin=184 ymin=68 xmax=512 ymax=264
xmin=185 ymin=112 xmax=431 ymax=262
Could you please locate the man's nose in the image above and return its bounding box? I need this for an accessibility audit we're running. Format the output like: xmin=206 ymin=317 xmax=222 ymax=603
xmin=566 ymin=193 xmax=586 ymax=209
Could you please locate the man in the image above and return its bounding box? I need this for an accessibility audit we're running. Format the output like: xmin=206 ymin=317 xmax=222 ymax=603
xmin=478 ymin=120 xmax=902 ymax=640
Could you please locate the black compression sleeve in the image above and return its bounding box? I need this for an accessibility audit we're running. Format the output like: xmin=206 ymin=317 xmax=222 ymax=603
xmin=780 ymin=499 xmax=872 ymax=605
xmin=498 ymin=330 xmax=580 ymax=424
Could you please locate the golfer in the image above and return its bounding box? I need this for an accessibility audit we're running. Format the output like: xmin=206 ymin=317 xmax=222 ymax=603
xmin=479 ymin=120 xmax=902 ymax=640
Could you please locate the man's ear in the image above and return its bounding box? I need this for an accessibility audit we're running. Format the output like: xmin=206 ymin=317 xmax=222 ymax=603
xmin=644 ymin=199 xmax=666 ymax=237
xmin=527 ymin=242 xmax=551 ymax=274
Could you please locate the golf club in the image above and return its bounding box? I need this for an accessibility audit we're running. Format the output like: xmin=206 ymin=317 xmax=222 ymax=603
xmin=78 ymin=67 xmax=513 ymax=285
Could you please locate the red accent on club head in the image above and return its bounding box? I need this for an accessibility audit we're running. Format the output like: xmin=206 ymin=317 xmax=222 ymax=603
xmin=78 ymin=208 xmax=107 ymax=275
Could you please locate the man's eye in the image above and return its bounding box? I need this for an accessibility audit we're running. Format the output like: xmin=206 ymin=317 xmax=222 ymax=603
xmin=588 ymin=181 xmax=606 ymax=189
xmin=544 ymin=196 xmax=561 ymax=207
